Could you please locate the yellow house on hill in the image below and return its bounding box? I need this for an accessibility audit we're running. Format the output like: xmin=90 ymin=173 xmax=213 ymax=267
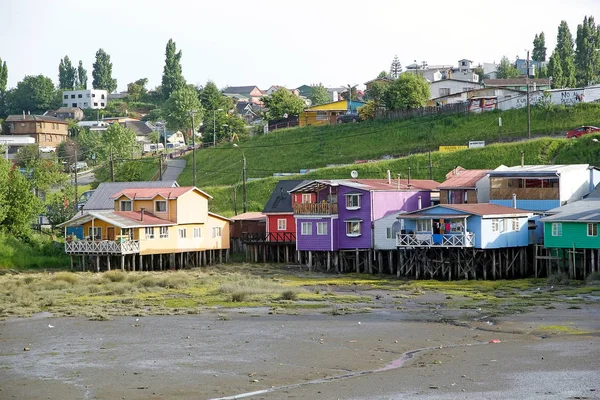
xmin=60 ymin=186 xmax=230 ymax=271
xmin=299 ymin=99 xmax=366 ymax=127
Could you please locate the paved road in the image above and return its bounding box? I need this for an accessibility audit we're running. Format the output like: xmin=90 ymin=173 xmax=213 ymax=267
xmin=162 ymin=158 xmax=186 ymax=181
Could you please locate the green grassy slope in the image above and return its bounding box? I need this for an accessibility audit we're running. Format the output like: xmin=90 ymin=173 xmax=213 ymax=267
xmin=205 ymin=135 xmax=600 ymax=217
xmin=179 ymin=103 xmax=600 ymax=188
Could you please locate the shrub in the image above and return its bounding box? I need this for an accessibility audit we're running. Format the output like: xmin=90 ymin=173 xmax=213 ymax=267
xmin=231 ymin=292 xmax=247 ymax=302
xmin=52 ymin=272 xmax=79 ymax=285
xmin=103 ymin=270 xmax=126 ymax=282
xmin=280 ymin=290 xmax=298 ymax=301
xmin=547 ymin=272 xmax=569 ymax=286
xmin=585 ymin=271 xmax=600 ymax=285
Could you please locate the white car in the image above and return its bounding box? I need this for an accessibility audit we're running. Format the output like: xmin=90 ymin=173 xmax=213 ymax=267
xmin=39 ymin=146 xmax=56 ymax=153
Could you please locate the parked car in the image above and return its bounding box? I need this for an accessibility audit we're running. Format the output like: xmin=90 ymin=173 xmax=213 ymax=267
xmin=337 ymin=113 xmax=360 ymax=124
xmin=70 ymin=161 xmax=88 ymax=172
xmin=565 ymin=126 xmax=600 ymax=139
xmin=39 ymin=146 xmax=56 ymax=153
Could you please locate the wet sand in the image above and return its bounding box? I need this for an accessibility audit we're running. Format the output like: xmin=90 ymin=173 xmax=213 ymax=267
xmin=1 ymin=308 xmax=599 ymax=400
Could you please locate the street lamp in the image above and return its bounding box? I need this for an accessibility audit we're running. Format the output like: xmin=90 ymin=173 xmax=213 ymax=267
xmin=188 ymin=110 xmax=198 ymax=187
xmin=233 ymin=144 xmax=247 ymax=213
xmin=213 ymin=109 xmax=223 ymax=148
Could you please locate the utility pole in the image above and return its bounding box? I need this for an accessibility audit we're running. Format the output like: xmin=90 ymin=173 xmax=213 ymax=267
xmin=428 ymin=151 xmax=433 ymax=180
xmin=526 ymin=50 xmax=531 ymax=140
xmin=242 ymin=152 xmax=247 ymax=213
xmin=189 ymin=110 xmax=197 ymax=187
xmin=159 ymin=156 xmax=163 ymax=181
xmin=74 ymin=146 xmax=78 ymax=211
xmin=110 ymin=148 xmax=115 ymax=182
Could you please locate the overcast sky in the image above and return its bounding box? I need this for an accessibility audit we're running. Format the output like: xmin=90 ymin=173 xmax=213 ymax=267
xmin=2 ymin=0 xmax=597 ymax=91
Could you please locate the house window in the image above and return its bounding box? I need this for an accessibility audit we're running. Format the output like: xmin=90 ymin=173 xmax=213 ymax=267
xmin=64 ymin=95 xmax=68 ymax=99
xmin=145 ymin=227 xmax=154 ymax=239
xmin=157 ymin=226 xmax=168 ymax=239
xmin=345 ymin=220 xmax=361 ymax=236
xmin=155 ymin=200 xmax=167 ymax=213
xmin=84 ymin=102 xmax=88 ymax=107
xmin=92 ymin=93 xmax=96 ymax=97
xmin=101 ymin=94 xmax=105 ymax=99
xmin=193 ymin=227 xmax=201 ymax=238
xmin=100 ymin=103 xmax=105 ymax=107
xmin=416 ymin=219 xmax=432 ymax=232
xmin=71 ymin=94 xmax=75 ymax=98
xmin=450 ymin=219 xmax=464 ymax=232
xmin=317 ymin=222 xmax=327 ymax=235
xmin=301 ymin=194 xmax=312 ymax=204
xmin=386 ymin=227 xmax=394 ymax=239
xmin=121 ymin=228 xmax=133 ymax=240
xmin=491 ymin=219 xmax=505 ymax=232
xmin=63 ymin=104 xmax=68 ymax=107
xmin=439 ymin=88 xmax=450 ymax=97
xmin=301 ymin=222 xmax=312 ymax=235
xmin=212 ymin=227 xmax=222 ymax=237
xmin=512 ymin=219 xmax=519 ymax=231
xmin=588 ymin=223 xmax=598 ymax=237
xmin=316 ymin=111 xmax=328 ymax=121
xmin=78 ymin=94 xmax=82 ymax=98
xmin=179 ymin=228 xmax=187 ymax=239
xmin=345 ymin=193 xmax=361 ymax=209
xmin=87 ymin=93 xmax=91 ymax=98
xmin=88 ymin=226 xmax=102 ymax=239
xmin=277 ymin=218 xmax=287 ymax=230
xmin=93 ymin=102 xmax=98 ymax=106
xmin=551 ymin=223 xmax=562 ymax=237
xmin=120 ymin=200 xmax=132 ymax=211
xmin=72 ymin=103 xmax=77 ymax=107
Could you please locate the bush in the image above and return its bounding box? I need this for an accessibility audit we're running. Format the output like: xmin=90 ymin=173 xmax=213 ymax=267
xmin=231 ymin=292 xmax=247 ymax=302
xmin=547 ymin=272 xmax=569 ymax=285
xmin=280 ymin=290 xmax=298 ymax=301
xmin=103 ymin=270 xmax=126 ymax=282
xmin=52 ymin=272 xmax=79 ymax=285
xmin=585 ymin=271 xmax=600 ymax=285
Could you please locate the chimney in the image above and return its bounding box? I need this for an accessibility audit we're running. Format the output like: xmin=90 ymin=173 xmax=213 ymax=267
xmin=512 ymin=193 xmax=517 ymax=209
xmin=520 ymin=151 xmax=525 ymax=167
xmin=140 ymin=207 xmax=145 ymax=221
xmin=418 ymin=196 xmax=422 ymax=210
xmin=408 ymin=167 xmax=411 ymax=187
xmin=387 ymin=170 xmax=391 ymax=185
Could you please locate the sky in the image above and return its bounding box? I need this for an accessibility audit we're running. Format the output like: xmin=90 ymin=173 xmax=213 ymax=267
xmin=2 ymin=0 xmax=598 ymax=92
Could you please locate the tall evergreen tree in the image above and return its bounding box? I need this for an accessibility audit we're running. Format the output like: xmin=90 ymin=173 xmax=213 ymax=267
xmin=532 ymin=32 xmax=547 ymax=62
xmin=161 ymin=39 xmax=185 ymax=100
xmin=547 ymin=51 xmax=563 ymax=88
xmin=92 ymin=48 xmax=117 ymax=92
xmin=555 ymin=20 xmax=577 ymax=87
xmin=198 ymin=80 xmax=228 ymax=111
xmin=58 ymin=56 xmax=77 ymax=90
xmin=0 ymin=58 xmax=7 ymax=95
xmin=77 ymin=60 xmax=88 ymax=89
xmin=389 ymin=55 xmax=402 ymax=79
xmin=575 ymin=15 xmax=600 ymax=86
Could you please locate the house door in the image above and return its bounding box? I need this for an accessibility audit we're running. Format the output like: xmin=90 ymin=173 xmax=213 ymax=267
xmin=107 ymin=227 xmax=115 ymax=241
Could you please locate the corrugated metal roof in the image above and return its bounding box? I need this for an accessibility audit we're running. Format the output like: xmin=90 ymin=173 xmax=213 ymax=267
xmin=83 ymin=181 xmax=178 ymax=211
xmin=290 ymin=179 xmax=440 ymax=193
xmin=230 ymin=212 xmax=266 ymax=221
xmin=542 ymin=209 xmax=600 ymax=223
xmin=401 ymin=203 xmax=532 ymax=219
xmin=59 ymin=210 xmax=175 ymax=228
xmin=263 ymin=180 xmax=309 ymax=214
xmin=111 ymin=186 xmax=210 ymax=200
xmin=489 ymin=164 xmax=589 ymax=177
xmin=438 ymin=170 xmax=489 ymax=189
xmin=6 ymin=114 xmax=68 ymax=123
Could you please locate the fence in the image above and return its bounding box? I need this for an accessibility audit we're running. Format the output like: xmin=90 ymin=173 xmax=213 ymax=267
xmin=376 ymin=102 xmax=470 ymax=121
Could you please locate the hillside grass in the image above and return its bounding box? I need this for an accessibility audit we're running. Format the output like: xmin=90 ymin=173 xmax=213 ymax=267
xmin=0 ymin=232 xmax=69 ymax=269
xmin=179 ymin=103 xmax=600 ymax=189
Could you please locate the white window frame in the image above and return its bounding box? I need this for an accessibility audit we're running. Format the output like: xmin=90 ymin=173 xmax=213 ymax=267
xmin=194 ymin=227 xmax=201 ymax=238
xmin=159 ymin=226 xmax=169 ymax=239
xmin=88 ymin=226 xmax=102 ymax=239
xmin=121 ymin=228 xmax=133 ymax=240
xmin=144 ymin=227 xmax=155 ymax=239
xmin=154 ymin=200 xmax=167 ymax=213
xmin=178 ymin=228 xmax=187 ymax=239
xmin=511 ymin=219 xmax=519 ymax=231
xmin=587 ymin=223 xmax=598 ymax=237
xmin=317 ymin=222 xmax=327 ymax=235
xmin=301 ymin=194 xmax=312 ymax=204
xmin=416 ymin=219 xmax=432 ymax=233
xmin=386 ymin=227 xmax=394 ymax=239
xmin=345 ymin=193 xmax=361 ymax=210
xmin=212 ymin=227 xmax=222 ymax=237
xmin=301 ymin=222 xmax=312 ymax=235
xmin=345 ymin=220 xmax=361 ymax=237
xmin=551 ymin=223 xmax=562 ymax=237
xmin=120 ymin=200 xmax=132 ymax=211
xmin=277 ymin=218 xmax=287 ymax=231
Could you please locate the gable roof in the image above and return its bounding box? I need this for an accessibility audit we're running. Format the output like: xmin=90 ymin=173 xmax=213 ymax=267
xmin=483 ymin=78 xmax=551 ymax=86
xmin=83 ymin=181 xmax=179 ymax=211
xmin=222 ymin=86 xmax=260 ymax=95
xmin=401 ymin=203 xmax=532 ymax=219
xmin=6 ymin=114 xmax=69 ymax=123
xmin=290 ymin=179 xmax=440 ymax=193
xmin=230 ymin=212 xmax=266 ymax=221
xmin=120 ymin=120 xmax=153 ymax=137
xmin=58 ymin=209 xmax=175 ymax=229
xmin=111 ymin=186 xmax=212 ymax=201
xmin=488 ymin=164 xmax=589 ymax=177
xmin=263 ymin=180 xmax=309 ymax=213
xmin=438 ymin=169 xmax=489 ymax=189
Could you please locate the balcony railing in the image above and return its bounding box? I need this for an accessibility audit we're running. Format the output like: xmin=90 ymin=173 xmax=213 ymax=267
xmin=65 ymin=240 xmax=140 ymax=255
xmin=490 ymin=187 xmax=559 ymax=201
xmin=293 ymin=202 xmax=338 ymax=215
xmin=241 ymin=232 xmax=296 ymax=244
xmin=397 ymin=233 xmax=475 ymax=248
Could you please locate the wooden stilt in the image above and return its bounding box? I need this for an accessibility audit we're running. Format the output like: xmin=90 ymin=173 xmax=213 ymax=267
xmin=355 ymin=249 xmax=359 ymax=273
xmin=96 ymin=256 xmax=100 ymax=272
xmin=327 ymin=252 xmax=331 ymax=272
xmin=106 ymin=255 xmax=111 ymax=271
xmin=120 ymin=255 xmax=124 ymax=272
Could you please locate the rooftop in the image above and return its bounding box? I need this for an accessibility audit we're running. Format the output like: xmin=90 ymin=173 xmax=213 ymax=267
xmin=229 ymin=212 xmax=265 ymax=221
xmin=83 ymin=181 xmax=179 ymax=211
xmin=111 ymin=186 xmax=211 ymax=200
xmin=438 ymin=169 xmax=489 ymax=189
xmin=291 ymin=179 xmax=440 ymax=193
xmin=263 ymin=180 xmax=309 ymax=213
xmin=6 ymin=114 xmax=69 ymax=123
xmin=483 ymin=78 xmax=552 ymax=86
xmin=488 ymin=164 xmax=590 ymax=177
xmin=401 ymin=203 xmax=532 ymax=219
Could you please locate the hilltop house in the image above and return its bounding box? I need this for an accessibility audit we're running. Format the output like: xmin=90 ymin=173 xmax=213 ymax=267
xmin=5 ymin=114 xmax=69 ymax=149
xmin=222 ymin=86 xmax=263 ymax=104
xmin=62 ymin=89 xmax=108 ymax=109
xmin=44 ymin=107 xmax=85 ymax=121
xmin=299 ymin=99 xmax=366 ymax=127
xmin=428 ymin=79 xmax=482 ymax=100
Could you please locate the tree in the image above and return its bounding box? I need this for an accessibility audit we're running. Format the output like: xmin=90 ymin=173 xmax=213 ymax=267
xmin=357 ymin=100 xmax=376 ymax=121
xmin=92 ymin=48 xmax=117 ymax=92
xmin=473 ymin=65 xmax=485 ymax=83
xmin=45 ymin=187 xmax=76 ymax=228
xmin=161 ymin=39 xmax=185 ymax=100
xmin=198 ymin=80 xmax=230 ymax=111
xmin=5 ymin=75 xmax=60 ymax=115
xmin=127 ymin=78 xmax=148 ymax=102
xmin=496 ymin=56 xmax=521 ymax=79
xmin=547 ymin=51 xmax=563 ymax=88
xmin=555 ymin=20 xmax=576 ymax=88
xmin=309 ymin=83 xmax=329 ymax=106
xmin=575 ymin=15 xmax=600 ymax=86
xmin=340 ymin=85 xmax=358 ymax=101
xmin=377 ymin=70 xmax=388 ymax=79
xmin=389 ymin=55 xmax=402 ymax=79
xmin=77 ymin=60 xmax=88 ymax=89
xmin=532 ymin=32 xmax=547 ymax=62
xmin=260 ymin=88 xmax=305 ymax=121
xmin=2 ymin=168 xmax=43 ymax=238
xmin=382 ymin=73 xmax=430 ymax=110
xmin=164 ymin=85 xmax=203 ymax=131
xmin=0 ymin=58 xmax=7 ymax=118
xmin=58 ymin=55 xmax=77 ymax=90
xmin=366 ymin=80 xmax=389 ymax=103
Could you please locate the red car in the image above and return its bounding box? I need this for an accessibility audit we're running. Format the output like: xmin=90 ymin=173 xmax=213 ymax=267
xmin=565 ymin=126 xmax=600 ymax=139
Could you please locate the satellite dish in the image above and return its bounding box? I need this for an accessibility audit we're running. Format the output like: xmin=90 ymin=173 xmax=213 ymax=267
xmin=350 ymin=170 xmax=358 ymax=179
xmin=283 ymin=113 xmax=288 ymax=119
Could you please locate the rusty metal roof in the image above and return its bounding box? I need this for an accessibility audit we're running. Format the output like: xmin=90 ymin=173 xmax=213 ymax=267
xmin=438 ymin=169 xmax=489 ymax=189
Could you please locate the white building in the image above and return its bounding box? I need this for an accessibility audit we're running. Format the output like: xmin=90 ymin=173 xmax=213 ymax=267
xmin=374 ymin=210 xmax=405 ymax=250
xmin=428 ymin=79 xmax=482 ymax=99
xmin=62 ymin=89 xmax=109 ymax=109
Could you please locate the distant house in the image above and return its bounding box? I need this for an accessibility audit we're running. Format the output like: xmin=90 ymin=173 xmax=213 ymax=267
xmin=5 ymin=114 xmax=69 ymax=149
xmin=428 ymin=79 xmax=482 ymax=99
xmin=222 ymin=86 xmax=263 ymax=104
xmin=295 ymin=84 xmax=313 ymax=98
xmin=438 ymin=168 xmax=490 ymax=204
xmin=229 ymin=212 xmax=266 ymax=241
xmin=298 ymin=99 xmax=366 ymax=127
xmin=488 ymin=164 xmax=600 ymax=212
xmin=120 ymin=120 xmax=155 ymax=142
xmin=62 ymin=89 xmax=108 ymax=109
xmin=427 ymin=87 xmax=524 ymax=107
xmin=45 ymin=107 xmax=84 ymax=121
xmin=483 ymin=78 xmax=551 ymax=92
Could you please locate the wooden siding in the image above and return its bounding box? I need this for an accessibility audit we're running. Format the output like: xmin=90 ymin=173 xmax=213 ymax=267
xmin=294 ymin=202 xmax=338 ymax=215
xmin=544 ymin=222 xmax=600 ymax=249
xmin=490 ymin=188 xmax=559 ymax=200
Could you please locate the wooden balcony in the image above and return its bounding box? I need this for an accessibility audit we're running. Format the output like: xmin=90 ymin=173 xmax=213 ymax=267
xmin=397 ymin=233 xmax=475 ymax=248
xmin=293 ymin=202 xmax=338 ymax=215
xmin=242 ymin=232 xmax=296 ymax=244
xmin=490 ymin=188 xmax=559 ymax=201
xmin=65 ymin=240 xmax=140 ymax=255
